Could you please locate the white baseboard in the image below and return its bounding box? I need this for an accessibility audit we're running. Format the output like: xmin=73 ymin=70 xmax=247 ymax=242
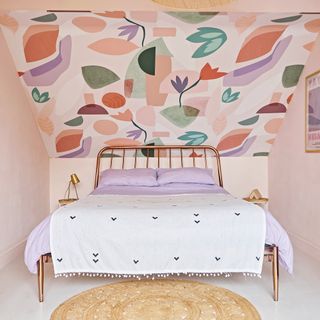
xmin=289 ymin=232 xmax=320 ymax=261
xmin=0 ymin=239 xmax=26 ymax=270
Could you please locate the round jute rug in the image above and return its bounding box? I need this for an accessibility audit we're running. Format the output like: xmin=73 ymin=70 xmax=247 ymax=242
xmin=51 ymin=280 xmax=261 ymax=320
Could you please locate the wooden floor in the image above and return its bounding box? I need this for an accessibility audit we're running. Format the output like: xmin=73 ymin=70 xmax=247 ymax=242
xmin=0 ymin=246 xmax=320 ymax=320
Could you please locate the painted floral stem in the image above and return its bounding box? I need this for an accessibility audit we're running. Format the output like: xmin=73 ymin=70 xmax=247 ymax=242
xmin=131 ymin=119 xmax=147 ymax=143
xmin=179 ymin=78 xmax=201 ymax=108
xmin=125 ymin=17 xmax=146 ymax=47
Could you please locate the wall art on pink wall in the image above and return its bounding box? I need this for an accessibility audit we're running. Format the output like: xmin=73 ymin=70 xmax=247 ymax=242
xmin=306 ymin=69 xmax=320 ymax=152
xmin=1 ymin=11 xmax=320 ymax=157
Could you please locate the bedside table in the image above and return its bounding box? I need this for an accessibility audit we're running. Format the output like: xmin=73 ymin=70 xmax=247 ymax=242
xmin=58 ymin=198 xmax=78 ymax=206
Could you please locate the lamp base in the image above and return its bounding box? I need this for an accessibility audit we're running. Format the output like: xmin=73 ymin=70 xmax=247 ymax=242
xmin=58 ymin=198 xmax=78 ymax=206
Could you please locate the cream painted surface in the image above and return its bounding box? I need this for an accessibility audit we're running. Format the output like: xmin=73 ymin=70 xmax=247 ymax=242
xmin=269 ymin=34 xmax=320 ymax=258
xmin=0 ymin=30 xmax=49 ymax=268
xmin=1 ymin=0 xmax=320 ymax=11
xmin=50 ymin=157 xmax=268 ymax=211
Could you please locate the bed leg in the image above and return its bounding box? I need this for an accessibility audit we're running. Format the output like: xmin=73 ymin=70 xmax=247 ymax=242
xmin=37 ymin=255 xmax=44 ymax=302
xmin=272 ymin=246 xmax=279 ymax=301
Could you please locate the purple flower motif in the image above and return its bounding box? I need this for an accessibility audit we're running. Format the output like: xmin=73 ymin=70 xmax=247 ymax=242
xmin=171 ymin=76 xmax=189 ymax=93
xmin=118 ymin=25 xmax=139 ymax=41
xmin=126 ymin=129 xmax=142 ymax=140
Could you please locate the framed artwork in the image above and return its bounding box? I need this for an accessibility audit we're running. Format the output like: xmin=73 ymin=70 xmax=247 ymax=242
xmin=305 ymin=69 xmax=320 ymax=152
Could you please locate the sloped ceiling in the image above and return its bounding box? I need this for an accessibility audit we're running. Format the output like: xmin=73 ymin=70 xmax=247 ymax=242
xmin=1 ymin=11 xmax=320 ymax=157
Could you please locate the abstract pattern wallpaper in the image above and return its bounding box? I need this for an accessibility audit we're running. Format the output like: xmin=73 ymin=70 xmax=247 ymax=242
xmin=1 ymin=11 xmax=320 ymax=157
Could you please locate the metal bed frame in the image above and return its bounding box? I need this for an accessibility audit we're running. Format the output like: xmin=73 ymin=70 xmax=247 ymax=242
xmin=37 ymin=145 xmax=279 ymax=302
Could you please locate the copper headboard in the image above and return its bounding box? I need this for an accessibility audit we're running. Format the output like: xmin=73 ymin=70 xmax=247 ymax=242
xmin=94 ymin=145 xmax=223 ymax=188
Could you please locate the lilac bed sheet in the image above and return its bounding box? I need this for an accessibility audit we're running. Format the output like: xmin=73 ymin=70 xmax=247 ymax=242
xmin=25 ymin=183 xmax=293 ymax=274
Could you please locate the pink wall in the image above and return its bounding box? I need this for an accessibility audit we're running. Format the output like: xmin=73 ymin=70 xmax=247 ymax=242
xmin=1 ymin=0 xmax=320 ymax=12
xmin=0 ymin=29 xmax=49 ymax=268
xmin=269 ymin=33 xmax=320 ymax=260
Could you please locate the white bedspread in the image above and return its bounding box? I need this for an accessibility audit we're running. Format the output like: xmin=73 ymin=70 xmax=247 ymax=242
xmin=50 ymin=193 xmax=266 ymax=276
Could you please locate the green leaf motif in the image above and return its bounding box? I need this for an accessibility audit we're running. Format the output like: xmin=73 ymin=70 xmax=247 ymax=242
xmin=271 ymin=15 xmax=302 ymax=23
xmin=82 ymin=65 xmax=120 ymax=89
xmin=39 ymin=92 xmax=50 ymax=103
xmin=222 ymin=88 xmax=240 ymax=103
xmin=32 ymin=87 xmax=50 ymax=103
xmin=31 ymin=13 xmax=57 ymax=22
xmin=64 ymin=116 xmax=84 ymax=127
xmin=253 ymin=152 xmax=269 ymax=157
xmin=238 ymin=115 xmax=259 ymax=126
xmin=178 ymin=131 xmax=208 ymax=145
xmin=187 ymin=27 xmax=227 ymax=58
xmin=282 ymin=64 xmax=304 ymax=88
xmin=138 ymin=47 xmax=156 ymax=75
xmin=160 ymin=105 xmax=199 ymax=128
xmin=142 ymin=143 xmax=155 ymax=157
xmin=32 ymin=88 xmax=40 ymax=102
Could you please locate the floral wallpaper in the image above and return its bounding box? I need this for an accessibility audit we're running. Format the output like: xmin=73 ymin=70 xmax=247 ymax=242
xmin=1 ymin=11 xmax=320 ymax=157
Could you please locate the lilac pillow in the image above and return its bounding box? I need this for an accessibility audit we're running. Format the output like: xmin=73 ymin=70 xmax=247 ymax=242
xmin=99 ymin=168 xmax=158 ymax=187
xmin=157 ymin=167 xmax=215 ymax=185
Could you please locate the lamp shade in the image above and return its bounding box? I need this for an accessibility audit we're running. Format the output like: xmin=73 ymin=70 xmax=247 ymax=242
xmin=152 ymin=0 xmax=235 ymax=9
xmin=70 ymin=173 xmax=80 ymax=185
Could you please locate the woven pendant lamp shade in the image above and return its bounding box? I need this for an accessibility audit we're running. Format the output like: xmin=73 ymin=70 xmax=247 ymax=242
xmin=152 ymin=0 xmax=235 ymax=9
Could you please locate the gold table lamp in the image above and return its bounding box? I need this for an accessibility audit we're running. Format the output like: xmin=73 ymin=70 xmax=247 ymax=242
xmin=58 ymin=173 xmax=80 ymax=206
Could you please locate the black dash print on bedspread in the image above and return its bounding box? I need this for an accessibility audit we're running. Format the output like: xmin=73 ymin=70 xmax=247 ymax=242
xmin=215 ymin=257 xmax=221 ymax=261
xmin=93 ymin=253 xmax=99 ymax=257
xmin=57 ymin=258 xmax=63 ymax=262
xmin=70 ymin=216 xmax=76 ymax=220
xmin=152 ymin=216 xmax=158 ymax=220
xmin=256 ymin=256 xmax=260 ymax=261
xmin=194 ymin=213 xmax=199 ymax=217
xmin=174 ymin=257 xmax=179 ymax=261
xmin=133 ymin=259 xmax=139 ymax=264
xmin=111 ymin=217 xmax=117 ymax=221
xmin=234 ymin=212 xmax=241 ymax=216
xmin=194 ymin=220 xmax=200 ymax=224
xmin=93 ymin=259 xmax=99 ymax=263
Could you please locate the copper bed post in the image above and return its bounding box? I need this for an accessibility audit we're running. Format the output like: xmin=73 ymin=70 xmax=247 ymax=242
xmin=37 ymin=255 xmax=44 ymax=302
xmin=272 ymin=246 xmax=279 ymax=301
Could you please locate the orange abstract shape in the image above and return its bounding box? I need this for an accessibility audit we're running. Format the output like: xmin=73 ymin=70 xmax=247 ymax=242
xmin=111 ymin=109 xmax=133 ymax=121
xmin=124 ymin=79 xmax=134 ymax=97
xmin=266 ymin=138 xmax=275 ymax=145
xmin=236 ymin=25 xmax=287 ymax=63
xmin=305 ymin=19 xmax=320 ymax=33
xmin=38 ymin=117 xmax=54 ymax=135
xmin=264 ymin=118 xmax=283 ymax=134
xmin=23 ymin=25 xmax=59 ymax=62
xmin=72 ymin=17 xmax=106 ymax=33
xmin=37 ymin=99 xmax=55 ymax=136
xmin=0 ymin=13 xmax=18 ymax=33
xmin=199 ymin=63 xmax=227 ymax=80
xmin=190 ymin=151 xmax=203 ymax=158
xmin=130 ymin=11 xmax=157 ymax=22
xmin=153 ymin=27 xmax=176 ymax=37
xmin=93 ymin=120 xmax=119 ymax=135
xmin=146 ymin=55 xmax=172 ymax=106
xmin=136 ymin=106 xmax=156 ymax=126
xmin=56 ymin=130 xmax=83 ymax=152
xmin=217 ymin=129 xmax=252 ymax=151
xmin=212 ymin=113 xmax=227 ymax=135
xmin=234 ymin=14 xmax=256 ymax=34
xmin=102 ymin=92 xmax=126 ymax=108
xmin=104 ymin=138 xmax=141 ymax=146
xmin=303 ymin=41 xmax=315 ymax=52
xmin=95 ymin=11 xmax=126 ymax=18
xmin=89 ymin=38 xmax=139 ymax=55
xmin=287 ymin=93 xmax=293 ymax=104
